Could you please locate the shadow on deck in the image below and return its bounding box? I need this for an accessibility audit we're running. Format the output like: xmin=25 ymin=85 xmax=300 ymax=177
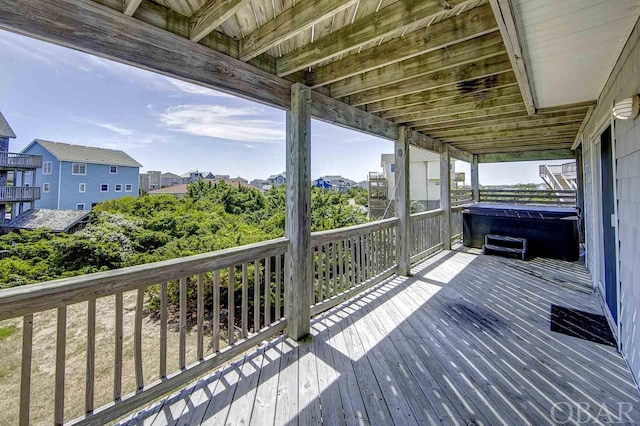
xmin=121 ymin=250 xmax=640 ymax=425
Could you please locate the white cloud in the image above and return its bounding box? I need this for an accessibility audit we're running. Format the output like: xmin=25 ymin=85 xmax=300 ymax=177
xmin=158 ymin=104 xmax=284 ymax=144
xmin=78 ymin=119 xmax=134 ymax=136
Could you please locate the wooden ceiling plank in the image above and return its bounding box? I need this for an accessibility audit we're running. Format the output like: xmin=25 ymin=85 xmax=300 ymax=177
xmin=238 ymin=0 xmax=360 ymax=62
xmin=489 ymin=0 xmax=535 ymax=115
xmin=123 ymin=0 xmax=143 ymax=16
xmin=451 ymin=136 xmax=577 ymax=146
xmin=406 ymin=104 xmax=529 ymax=127
xmin=396 ymin=95 xmax=525 ymax=124
xmin=276 ymin=0 xmax=480 ymax=77
xmin=430 ymin=115 xmax=586 ymax=137
xmin=351 ymin=53 xmax=513 ymax=106
xmin=307 ymin=4 xmax=499 ymax=89
xmin=418 ymin=110 xmax=588 ymax=132
xmin=381 ymin=84 xmax=523 ymax=120
xmin=477 ymin=149 xmax=575 ymax=162
xmin=329 ymin=31 xmax=506 ymax=98
xmin=190 ymin=0 xmax=252 ymax=42
xmin=439 ymin=126 xmax=581 ymax=142
xmin=470 ymin=144 xmax=575 ymax=154
xmin=366 ymin=72 xmax=519 ymax=113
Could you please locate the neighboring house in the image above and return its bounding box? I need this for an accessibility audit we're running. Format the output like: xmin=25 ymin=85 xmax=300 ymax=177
xmin=358 ymin=180 xmax=369 ymax=189
xmin=268 ymin=173 xmax=286 ymax=186
xmin=160 ymin=172 xmax=182 ymax=188
xmin=204 ymin=177 xmax=253 ymax=189
xmin=319 ymin=175 xmax=357 ymax=193
xmin=313 ymin=177 xmax=332 ymax=189
xmin=0 ymin=111 xmax=42 ymax=222
xmin=139 ymin=173 xmax=150 ymax=192
xmin=147 ymin=170 xmax=162 ymax=189
xmin=201 ymin=171 xmax=215 ymax=179
xmin=148 ymin=184 xmax=188 ymax=199
xmin=20 ymin=139 xmax=142 ymax=211
xmin=181 ymin=170 xmax=204 ymax=183
xmin=250 ymin=179 xmax=271 ymax=191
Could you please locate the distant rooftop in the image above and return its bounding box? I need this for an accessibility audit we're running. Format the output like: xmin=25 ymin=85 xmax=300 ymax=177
xmin=149 ymin=184 xmax=189 ymax=195
xmin=160 ymin=172 xmax=182 ymax=179
xmin=0 ymin=111 xmax=16 ymax=139
xmin=4 ymin=209 xmax=91 ymax=233
xmin=24 ymin=139 xmax=142 ymax=168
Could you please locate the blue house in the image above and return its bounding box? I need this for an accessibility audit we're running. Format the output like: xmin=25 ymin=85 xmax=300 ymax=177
xmin=20 ymin=139 xmax=142 ymax=210
xmin=313 ymin=177 xmax=332 ymax=189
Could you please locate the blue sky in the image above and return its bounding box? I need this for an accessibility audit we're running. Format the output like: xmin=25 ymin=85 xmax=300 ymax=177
xmin=0 ymin=29 xmax=567 ymax=185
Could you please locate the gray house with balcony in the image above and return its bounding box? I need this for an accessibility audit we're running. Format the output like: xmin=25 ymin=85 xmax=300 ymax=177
xmin=0 ymin=111 xmax=42 ymax=223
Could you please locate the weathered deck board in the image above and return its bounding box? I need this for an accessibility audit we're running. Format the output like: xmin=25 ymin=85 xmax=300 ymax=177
xmin=121 ymin=251 xmax=640 ymax=425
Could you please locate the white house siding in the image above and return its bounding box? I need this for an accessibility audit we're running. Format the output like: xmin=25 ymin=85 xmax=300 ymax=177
xmin=581 ymin=17 xmax=640 ymax=385
xmin=385 ymin=147 xmax=443 ymax=206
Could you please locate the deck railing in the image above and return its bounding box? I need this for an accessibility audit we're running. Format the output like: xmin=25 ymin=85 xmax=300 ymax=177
xmin=0 ymin=152 xmax=43 ymax=169
xmin=451 ymin=205 xmax=464 ymax=243
xmin=2 ymin=238 xmax=288 ymax=425
xmin=409 ymin=209 xmax=443 ymax=263
xmin=0 ymin=186 xmax=41 ymax=202
xmin=2 ymin=214 xmax=455 ymax=425
xmin=479 ymin=189 xmax=576 ymax=206
xmin=310 ymin=218 xmax=398 ymax=315
xmin=451 ymin=189 xmax=473 ymax=206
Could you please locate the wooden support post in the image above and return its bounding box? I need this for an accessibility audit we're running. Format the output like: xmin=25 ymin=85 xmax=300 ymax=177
xmin=285 ymin=83 xmax=312 ymax=341
xmin=440 ymin=145 xmax=452 ymax=250
xmin=575 ymin=146 xmax=585 ymax=242
xmin=396 ymin=126 xmax=411 ymax=276
xmin=471 ymin=154 xmax=480 ymax=202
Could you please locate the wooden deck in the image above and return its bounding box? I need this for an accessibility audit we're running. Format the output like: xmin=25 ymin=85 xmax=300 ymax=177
xmin=121 ymin=250 xmax=640 ymax=425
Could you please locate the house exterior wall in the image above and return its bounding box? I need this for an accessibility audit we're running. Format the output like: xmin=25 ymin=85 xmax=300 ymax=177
xmin=384 ymin=147 xmax=443 ymax=204
xmin=580 ymin=16 xmax=640 ymax=385
xmin=22 ymin=142 xmax=140 ymax=210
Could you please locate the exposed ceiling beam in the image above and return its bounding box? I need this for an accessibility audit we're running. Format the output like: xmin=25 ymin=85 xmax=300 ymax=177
xmin=477 ymin=149 xmax=575 ymax=162
xmin=276 ymin=0 xmax=479 ymax=77
xmin=366 ymin=72 xmax=519 ymax=113
xmin=471 ymin=143 xmax=575 ymax=153
xmin=329 ymin=31 xmax=505 ymax=98
xmin=452 ymin=136 xmax=576 ymax=147
xmin=438 ymin=125 xmax=581 ymax=142
xmin=239 ymin=0 xmax=360 ymax=62
xmin=123 ymin=0 xmax=143 ymax=16
xmin=381 ymin=85 xmax=523 ymax=120
xmin=489 ymin=0 xmax=535 ymax=115
xmin=190 ymin=0 xmax=252 ymax=43
xmin=351 ymin=54 xmax=513 ymax=106
xmin=307 ymin=4 xmax=499 ymax=89
xmin=407 ymin=104 xmax=529 ymax=128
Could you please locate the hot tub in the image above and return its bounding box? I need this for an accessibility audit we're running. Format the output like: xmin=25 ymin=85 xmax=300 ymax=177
xmin=462 ymin=203 xmax=580 ymax=261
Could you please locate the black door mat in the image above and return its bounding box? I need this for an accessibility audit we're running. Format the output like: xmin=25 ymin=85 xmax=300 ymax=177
xmin=550 ymin=305 xmax=616 ymax=347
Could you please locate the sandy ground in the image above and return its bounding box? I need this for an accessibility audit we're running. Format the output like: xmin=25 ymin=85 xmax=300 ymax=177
xmin=0 ymin=289 xmax=227 ymax=425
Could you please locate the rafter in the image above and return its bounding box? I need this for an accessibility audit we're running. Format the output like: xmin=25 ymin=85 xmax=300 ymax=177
xmin=307 ymin=4 xmax=499 ymax=89
xmin=438 ymin=126 xmax=581 ymax=143
xmin=395 ymin=95 xmax=525 ymax=124
xmin=239 ymin=0 xmax=360 ymax=62
xmin=477 ymin=149 xmax=575 ymax=162
xmin=190 ymin=0 xmax=252 ymax=43
xmin=430 ymin=115 xmax=585 ymax=136
xmin=406 ymin=104 xmax=529 ymax=128
xmin=381 ymin=85 xmax=523 ymax=120
xmin=123 ymin=0 xmax=143 ymax=16
xmin=350 ymin=54 xmax=512 ymax=106
xmin=276 ymin=0 xmax=480 ymax=77
xmin=489 ymin=0 xmax=535 ymax=115
xmin=366 ymin=72 xmax=519 ymax=113
xmin=329 ymin=31 xmax=505 ymax=98
xmin=468 ymin=142 xmax=575 ymax=154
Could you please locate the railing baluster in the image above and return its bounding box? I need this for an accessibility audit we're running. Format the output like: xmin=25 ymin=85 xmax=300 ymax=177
xmin=135 ymin=287 xmax=144 ymax=390
xmin=276 ymin=255 xmax=282 ymax=319
xmin=86 ymin=299 xmax=96 ymax=413
xmin=337 ymin=241 xmax=343 ymax=293
xmin=228 ymin=266 xmax=235 ymax=344
xmin=322 ymin=243 xmax=329 ymax=298
xmin=114 ymin=292 xmax=123 ymax=400
xmin=54 ymin=306 xmax=66 ymax=425
xmin=264 ymin=257 xmax=271 ymax=326
xmin=350 ymin=238 xmax=356 ymax=287
xmin=19 ymin=314 xmax=33 ymax=426
xmin=160 ymin=282 xmax=167 ymax=378
xmin=316 ymin=246 xmax=323 ymax=303
xmin=179 ymin=277 xmax=187 ymax=369
xmin=212 ymin=270 xmax=220 ymax=352
xmin=242 ymin=263 xmax=248 ymax=338
xmin=342 ymin=239 xmax=349 ymax=292
xmin=254 ymin=260 xmax=260 ymax=332
xmin=197 ymin=274 xmax=204 ymax=360
xmin=331 ymin=242 xmax=337 ymax=296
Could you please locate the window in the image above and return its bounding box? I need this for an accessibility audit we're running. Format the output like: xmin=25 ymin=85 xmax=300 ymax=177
xmin=115 ymin=184 xmax=123 ymax=192
xmin=100 ymin=184 xmax=109 ymax=192
xmin=125 ymin=184 xmax=133 ymax=192
xmin=110 ymin=165 xmax=118 ymax=174
xmin=43 ymin=162 xmax=52 ymax=174
xmin=76 ymin=203 xmax=85 ymax=211
xmin=72 ymin=163 xmax=87 ymax=175
xmin=43 ymin=183 xmax=50 ymax=193
xmin=390 ymin=163 xmax=395 ymax=172
xmin=79 ymin=183 xmax=86 ymax=193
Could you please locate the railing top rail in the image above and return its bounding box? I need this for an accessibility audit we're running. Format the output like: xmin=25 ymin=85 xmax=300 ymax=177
xmin=410 ymin=208 xmax=444 ymax=220
xmin=311 ymin=217 xmax=398 ymax=246
xmin=479 ymin=189 xmax=576 ymax=194
xmin=0 ymin=237 xmax=288 ymax=321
